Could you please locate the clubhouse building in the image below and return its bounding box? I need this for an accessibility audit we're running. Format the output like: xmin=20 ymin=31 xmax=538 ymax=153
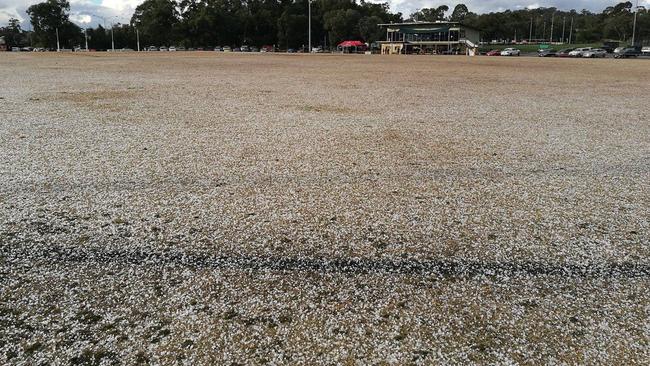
xmin=378 ymin=21 xmax=480 ymax=55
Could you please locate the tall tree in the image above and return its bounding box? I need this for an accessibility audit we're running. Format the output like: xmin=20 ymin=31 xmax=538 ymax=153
xmin=450 ymin=4 xmax=470 ymax=21
xmin=27 ymin=0 xmax=81 ymax=48
xmin=131 ymin=0 xmax=180 ymax=46
xmin=410 ymin=5 xmax=449 ymax=22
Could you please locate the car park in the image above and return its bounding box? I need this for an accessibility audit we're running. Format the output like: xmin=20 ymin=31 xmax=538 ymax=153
xmin=614 ymin=47 xmax=642 ymax=58
xmin=538 ymin=49 xmax=557 ymax=57
xmin=500 ymin=48 xmax=520 ymax=56
xmin=582 ymin=48 xmax=607 ymax=58
xmin=486 ymin=49 xmax=501 ymax=56
xmin=568 ymin=47 xmax=592 ymax=57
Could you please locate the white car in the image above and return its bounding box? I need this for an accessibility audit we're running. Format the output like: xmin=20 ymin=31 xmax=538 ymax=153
xmin=642 ymin=47 xmax=650 ymax=55
xmin=582 ymin=48 xmax=607 ymax=58
xmin=500 ymin=48 xmax=520 ymax=56
xmin=169 ymin=46 xmax=176 ymax=52
xmin=159 ymin=46 xmax=168 ymax=51
xmin=568 ymin=47 xmax=592 ymax=57
xmin=613 ymin=47 xmax=625 ymax=55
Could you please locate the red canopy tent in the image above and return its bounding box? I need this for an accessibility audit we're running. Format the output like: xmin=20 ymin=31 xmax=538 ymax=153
xmin=337 ymin=40 xmax=367 ymax=53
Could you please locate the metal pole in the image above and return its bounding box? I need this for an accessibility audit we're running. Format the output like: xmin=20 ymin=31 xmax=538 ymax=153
xmin=632 ymin=0 xmax=639 ymax=46
xmin=529 ymin=17 xmax=533 ymax=42
xmin=562 ymin=17 xmax=566 ymax=43
xmin=569 ymin=17 xmax=573 ymax=45
xmin=136 ymin=28 xmax=140 ymax=52
xmin=56 ymin=27 xmax=60 ymax=51
xmin=550 ymin=13 xmax=554 ymax=43
xmin=85 ymin=28 xmax=88 ymax=50
xmin=111 ymin=22 xmax=115 ymax=51
xmin=308 ymin=0 xmax=311 ymax=53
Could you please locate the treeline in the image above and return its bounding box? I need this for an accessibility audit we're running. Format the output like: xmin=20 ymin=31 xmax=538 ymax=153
xmin=3 ymin=0 xmax=649 ymax=49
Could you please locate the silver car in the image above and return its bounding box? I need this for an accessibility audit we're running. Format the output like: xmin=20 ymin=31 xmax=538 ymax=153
xmin=582 ymin=48 xmax=607 ymax=58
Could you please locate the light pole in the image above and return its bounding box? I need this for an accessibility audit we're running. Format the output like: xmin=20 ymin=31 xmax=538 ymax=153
xmin=308 ymin=0 xmax=312 ymax=53
xmin=569 ymin=17 xmax=573 ymax=44
xmin=136 ymin=27 xmax=140 ymax=52
xmin=529 ymin=17 xmax=533 ymax=42
xmin=84 ymin=28 xmax=88 ymax=50
xmin=550 ymin=12 xmax=555 ymax=42
xmin=561 ymin=17 xmax=566 ymax=43
xmin=56 ymin=27 xmax=60 ymax=51
xmin=631 ymin=0 xmax=639 ymax=46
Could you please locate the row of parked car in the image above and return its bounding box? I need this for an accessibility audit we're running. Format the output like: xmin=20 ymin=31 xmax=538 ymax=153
xmin=484 ymin=45 xmax=650 ymax=58
xmin=146 ymin=45 xmax=283 ymax=52
xmin=537 ymin=46 xmax=650 ymax=58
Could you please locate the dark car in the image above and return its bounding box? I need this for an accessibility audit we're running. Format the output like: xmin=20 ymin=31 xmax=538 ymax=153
xmin=538 ymin=49 xmax=557 ymax=57
xmin=556 ymin=48 xmax=575 ymax=57
xmin=614 ymin=47 xmax=641 ymax=58
xmin=486 ymin=49 xmax=501 ymax=56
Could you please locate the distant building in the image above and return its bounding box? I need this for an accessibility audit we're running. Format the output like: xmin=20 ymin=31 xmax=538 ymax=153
xmin=378 ymin=21 xmax=480 ymax=55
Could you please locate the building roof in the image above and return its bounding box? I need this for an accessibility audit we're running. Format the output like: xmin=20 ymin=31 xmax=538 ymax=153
xmin=378 ymin=21 xmax=480 ymax=32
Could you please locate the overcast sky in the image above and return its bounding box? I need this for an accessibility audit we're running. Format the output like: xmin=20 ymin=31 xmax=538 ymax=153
xmin=1 ymin=0 xmax=648 ymax=28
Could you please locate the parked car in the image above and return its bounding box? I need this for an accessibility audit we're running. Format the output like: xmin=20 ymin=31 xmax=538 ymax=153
xmin=287 ymin=48 xmax=296 ymax=53
xmin=214 ymin=46 xmax=222 ymax=51
xmin=233 ymin=47 xmax=241 ymax=52
xmin=260 ymin=45 xmax=274 ymax=52
xmin=642 ymin=46 xmax=650 ymax=55
xmin=222 ymin=46 xmax=232 ymax=52
xmin=556 ymin=48 xmax=575 ymax=57
xmin=582 ymin=48 xmax=607 ymax=58
xmin=614 ymin=47 xmax=642 ymax=58
xmin=178 ymin=46 xmax=186 ymax=51
xmin=568 ymin=47 xmax=592 ymax=57
xmin=538 ymin=49 xmax=557 ymax=57
xmin=159 ymin=46 xmax=168 ymax=51
xmin=169 ymin=46 xmax=177 ymax=51
xmin=601 ymin=41 xmax=619 ymax=53
xmin=486 ymin=49 xmax=501 ymax=56
xmin=240 ymin=45 xmax=250 ymax=52
xmin=250 ymin=46 xmax=259 ymax=52
xmin=11 ymin=47 xmax=20 ymax=52
xmin=147 ymin=46 xmax=158 ymax=51
xmin=500 ymin=48 xmax=520 ymax=56
xmin=311 ymin=46 xmax=323 ymax=53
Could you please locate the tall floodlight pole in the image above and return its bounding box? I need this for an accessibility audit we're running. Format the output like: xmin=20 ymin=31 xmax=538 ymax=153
xmin=85 ymin=28 xmax=88 ymax=50
xmin=569 ymin=17 xmax=573 ymax=45
xmin=308 ymin=0 xmax=312 ymax=53
xmin=632 ymin=0 xmax=639 ymax=46
xmin=136 ymin=28 xmax=140 ymax=52
xmin=529 ymin=17 xmax=533 ymax=42
xmin=111 ymin=21 xmax=115 ymax=51
xmin=550 ymin=13 xmax=555 ymax=42
xmin=56 ymin=27 xmax=60 ymax=51
xmin=562 ymin=17 xmax=566 ymax=43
